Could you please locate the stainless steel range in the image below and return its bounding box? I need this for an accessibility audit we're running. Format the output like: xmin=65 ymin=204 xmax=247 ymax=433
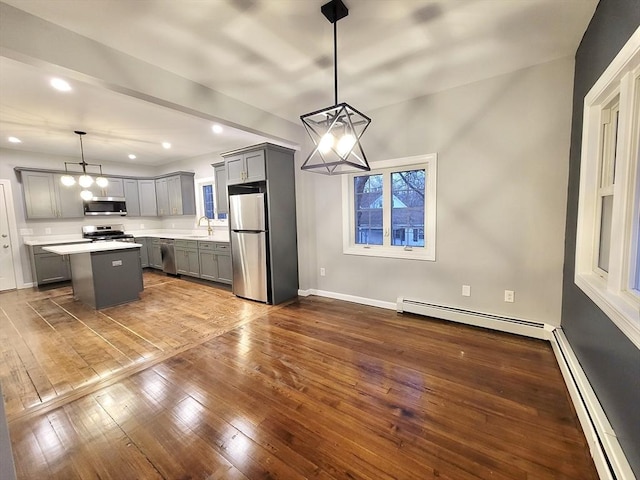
xmin=82 ymin=224 xmax=134 ymax=242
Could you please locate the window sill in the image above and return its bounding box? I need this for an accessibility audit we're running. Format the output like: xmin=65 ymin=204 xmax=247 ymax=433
xmin=575 ymin=273 xmax=640 ymax=349
xmin=343 ymin=245 xmax=435 ymax=261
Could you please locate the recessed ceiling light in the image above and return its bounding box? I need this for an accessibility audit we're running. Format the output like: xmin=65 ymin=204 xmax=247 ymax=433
xmin=162 ymin=142 xmax=171 ymax=149
xmin=50 ymin=78 xmax=72 ymax=92
xmin=212 ymin=124 xmax=223 ymax=134
xmin=8 ymin=136 xmax=22 ymax=143
xmin=128 ymin=154 xmax=137 ymax=160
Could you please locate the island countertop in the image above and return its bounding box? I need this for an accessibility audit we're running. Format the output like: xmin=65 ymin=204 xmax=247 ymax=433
xmin=43 ymin=242 xmax=143 ymax=255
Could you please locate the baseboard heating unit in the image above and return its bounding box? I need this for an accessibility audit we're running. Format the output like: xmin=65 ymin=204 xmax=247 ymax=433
xmin=396 ymin=297 xmax=553 ymax=340
xmin=396 ymin=296 xmax=634 ymax=479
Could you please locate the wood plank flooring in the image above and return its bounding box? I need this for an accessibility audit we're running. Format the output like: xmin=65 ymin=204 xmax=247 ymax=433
xmin=1 ymin=272 xmax=598 ymax=479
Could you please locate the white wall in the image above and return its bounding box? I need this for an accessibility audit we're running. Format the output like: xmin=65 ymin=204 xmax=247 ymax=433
xmin=300 ymin=57 xmax=574 ymax=326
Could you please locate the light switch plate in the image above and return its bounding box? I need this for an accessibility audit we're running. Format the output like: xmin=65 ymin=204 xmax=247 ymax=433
xmin=462 ymin=285 xmax=471 ymax=297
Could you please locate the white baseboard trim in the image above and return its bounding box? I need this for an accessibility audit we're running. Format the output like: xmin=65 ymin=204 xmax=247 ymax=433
xmin=550 ymin=328 xmax=634 ymax=480
xmin=299 ymin=288 xmax=396 ymax=310
xmin=19 ymin=282 xmax=34 ymax=289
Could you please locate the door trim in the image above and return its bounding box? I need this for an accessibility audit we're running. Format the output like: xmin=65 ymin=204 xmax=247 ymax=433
xmin=0 ymin=180 xmax=23 ymax=289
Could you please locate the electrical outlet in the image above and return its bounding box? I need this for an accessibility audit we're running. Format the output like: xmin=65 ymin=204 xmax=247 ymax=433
xmin=45 ymin=227 xmax=52 ymax=234
xmin=171 ymin=223 xmax=175 ymax=228
xmin=320 ymin=267 xmax=326 ymax=276
xmin=504 ymin=290 xmax=515 ymax=303
xmin=140 ymin=224 xmax=145 ymax=229
xmin=462 ymin=285 xmax=471 ymax=297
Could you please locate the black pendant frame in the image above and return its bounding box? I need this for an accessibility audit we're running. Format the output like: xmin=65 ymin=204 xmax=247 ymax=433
xmin=300 ymin=0 xmax=371 ymax=175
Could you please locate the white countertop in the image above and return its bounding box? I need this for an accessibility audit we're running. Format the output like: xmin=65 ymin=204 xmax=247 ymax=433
xmin=133 ymin=232 xmax=230 ymax=242
xmin=23 ymin=236 xmax=91 ymax=246
xmin=24 ymin=230 xmax=230 ymax=246
xmin=43 ymin=242 xmax=142 ymax=255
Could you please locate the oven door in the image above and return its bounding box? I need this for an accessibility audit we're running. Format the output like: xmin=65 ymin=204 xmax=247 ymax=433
xmin=83 ymin=197 xmax=127 ymax=216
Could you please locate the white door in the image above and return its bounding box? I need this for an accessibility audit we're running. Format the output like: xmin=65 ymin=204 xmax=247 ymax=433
xmin=0 ymin=183 xmax=17 ymax=290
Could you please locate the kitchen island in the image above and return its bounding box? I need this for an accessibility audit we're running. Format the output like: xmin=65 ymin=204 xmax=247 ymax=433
xmin=43 ymin=242 xmax=143 ymax=309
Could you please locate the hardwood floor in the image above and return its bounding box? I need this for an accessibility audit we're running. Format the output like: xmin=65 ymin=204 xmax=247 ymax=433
xmin=1 ymin=272 xmax=598 ymax=479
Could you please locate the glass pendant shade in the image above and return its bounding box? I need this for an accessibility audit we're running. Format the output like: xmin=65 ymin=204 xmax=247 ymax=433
xmin=60 ymin=131 xmax=108 ymax=198
xmin=60 ymin=174 xmax=76 ymax=186
xmin=301 ymin=102 xmax=371 ymax=175
xmin=80 ymin=189 xmax=93 ymax=201
xmin=78 ymin=174 xmax=94 ymax=188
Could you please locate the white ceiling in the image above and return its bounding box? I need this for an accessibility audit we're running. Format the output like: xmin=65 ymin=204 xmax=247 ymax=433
xmin=0 ymin=0 xmax=598 ymax=166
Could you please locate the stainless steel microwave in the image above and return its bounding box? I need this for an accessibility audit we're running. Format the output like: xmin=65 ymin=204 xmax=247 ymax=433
xmin=83 ymin=197 xmax=127 ymax=216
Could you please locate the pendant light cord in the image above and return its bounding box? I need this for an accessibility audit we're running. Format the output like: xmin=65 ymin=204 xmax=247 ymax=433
xmin=334 ymin=20 xmax=338 ymax=105
xmin=78 ymin=133 xmax=87 ymax=174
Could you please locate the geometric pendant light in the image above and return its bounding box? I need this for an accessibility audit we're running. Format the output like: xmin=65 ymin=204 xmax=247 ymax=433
xmin=60 ymin=130 xmax=108 ymax=200
xmin=300 ymin=0 xmax=371 ymax=175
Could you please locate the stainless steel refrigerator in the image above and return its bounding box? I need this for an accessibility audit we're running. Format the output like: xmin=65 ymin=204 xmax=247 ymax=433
xmin=229 ymin=192 xmax=268 ymax=302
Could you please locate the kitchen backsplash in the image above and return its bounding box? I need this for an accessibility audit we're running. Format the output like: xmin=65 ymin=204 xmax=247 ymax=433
xmin=19 ymin=216 xmax=228 ymax=238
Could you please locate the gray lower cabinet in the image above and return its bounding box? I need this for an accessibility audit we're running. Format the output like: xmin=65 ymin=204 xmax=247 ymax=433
xmin=198 ymin=241 xmax=231 ymax=284
xmin=150 ymin=239 xmax=163 ymax=269
xmin=135 ymin=237 xmax=149 ymax=267
xmin=69 ymin=248 xmax=143 ymax=309
xmin=28 ymin=243 xmax=85 ymax=286
xmin=175 ymin=240 xmax=199 ymax=277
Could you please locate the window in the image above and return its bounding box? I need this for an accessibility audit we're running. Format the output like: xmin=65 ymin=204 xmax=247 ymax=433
xmin=575 ymin=29 xmax=640 ymax=348
xmin=195 ymin=177 xmax=227 ymax=225
xmin=343 ymin=153 xmax=436 ymax=261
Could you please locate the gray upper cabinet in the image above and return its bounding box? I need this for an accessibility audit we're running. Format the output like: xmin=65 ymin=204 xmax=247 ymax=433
xmin=138 ymin=179 xmax=157 ymax=216
xmin=17 ymin=168 xmax=195 ymax=219
xmin=104 ymin=177 xmax=125 ymax=197
xmin=53 ymin=174 xmax=85 ymax=218
xmin=155 ymin=173 xmax=195 ymax=216
xmin=155 ymin=177 xmax=169 ymax=216
xmin=213 ymin=163 xmax=228 ymax=214
xmin=88 ymin=177 xmax=124 ymax=198
xmin=225 ymin=149 xmax=265 ymax=185
xmin=124 ymin=179 xmax=141 ymax=216
xmin=22 ymin=171 xmax=83 ymax=219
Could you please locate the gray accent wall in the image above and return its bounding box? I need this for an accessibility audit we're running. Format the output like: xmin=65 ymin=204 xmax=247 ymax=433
xmin=561 ymin=0 xmax=640 ymax=475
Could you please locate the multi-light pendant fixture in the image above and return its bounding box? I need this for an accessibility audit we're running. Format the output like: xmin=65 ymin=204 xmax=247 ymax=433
xmin=300 ymin=0 xmax=371 ymax=175
xmin=60 ymin=130 xmax=108 ymax=200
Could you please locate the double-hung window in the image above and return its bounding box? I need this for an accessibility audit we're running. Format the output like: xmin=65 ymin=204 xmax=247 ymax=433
xmin=195 ymin=177 xmax=227 ymax=223
xmin=575 ymin=29 xmax=640 ymax=348
xmin=342 ymin=153 xmax=437 ymax=261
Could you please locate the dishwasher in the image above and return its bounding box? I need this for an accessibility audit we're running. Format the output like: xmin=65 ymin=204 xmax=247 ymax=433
xmin=159 ymin=238 xmax=177 ymax=274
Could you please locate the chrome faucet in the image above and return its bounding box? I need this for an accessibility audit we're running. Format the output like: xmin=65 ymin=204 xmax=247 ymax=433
xmin=198 ymin=216 xmax=213 ymax=236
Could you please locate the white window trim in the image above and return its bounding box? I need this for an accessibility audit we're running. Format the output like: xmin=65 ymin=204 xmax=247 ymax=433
xmin=575 ymin=27 xmax=640 ymax=349
xmin=341 ymin=153 xmax=437 ymax=261
xmin=194 ymin=176 xmax=228 ymax=227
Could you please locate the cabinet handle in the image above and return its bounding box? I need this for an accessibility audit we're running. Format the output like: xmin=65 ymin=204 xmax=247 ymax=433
xmin=3 ymin=245 xmax=8 ymax=249
xmin=1 ymin=234 xmax=7 ymax=238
